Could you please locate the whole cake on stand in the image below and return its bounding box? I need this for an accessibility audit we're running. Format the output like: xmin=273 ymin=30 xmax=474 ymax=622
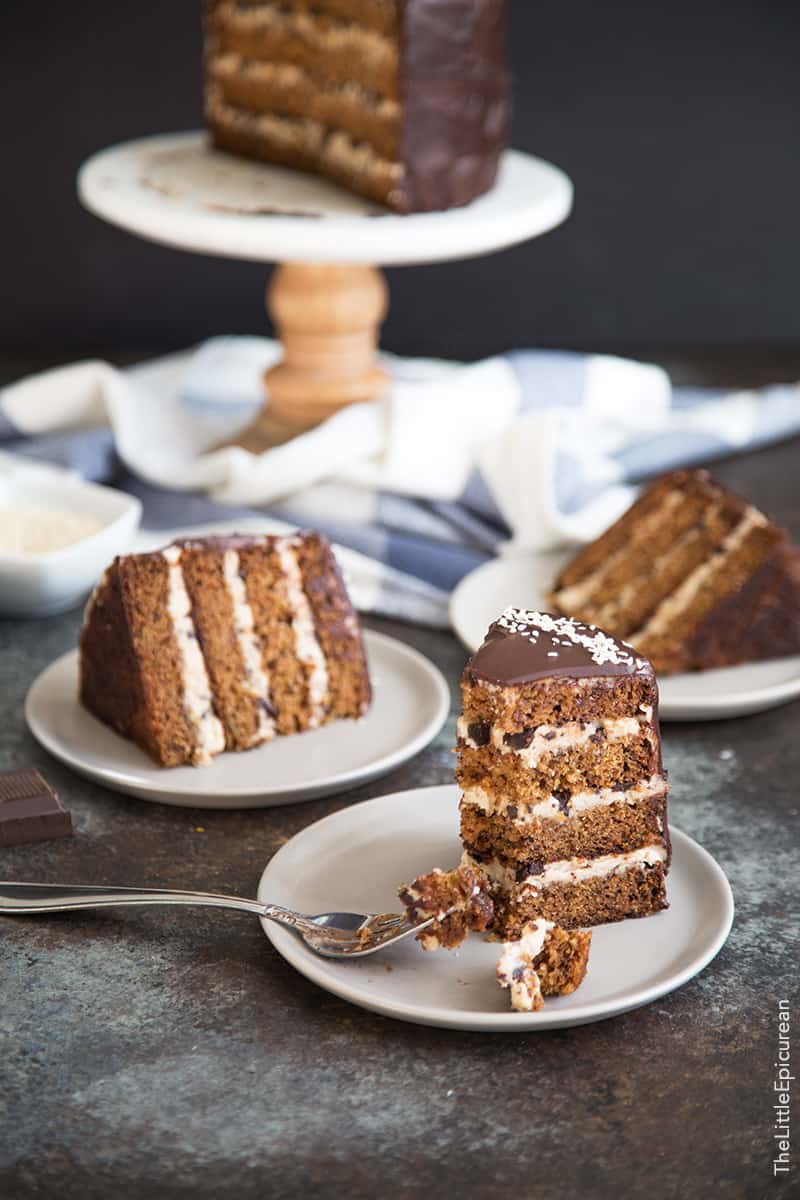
xmin=204 ymin=0 xmax=511 ymax=213
xmin=77 ymin=1 xmax=572 ymax=448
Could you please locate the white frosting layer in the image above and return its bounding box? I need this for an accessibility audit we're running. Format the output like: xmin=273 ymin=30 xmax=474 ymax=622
xmin=457 ymin=713 xmax=650 ymax=767
xmin=163 ymin=546 xmax=226 ymax=764
xmin=222 ymin=549 xmax=275 ymax=746
xmin=496 ymin=919 xmax=554 ymax=1012
xmin=275 ymin=537 xmax=329 ymax=728
xmin=464 ymin=843 xmax=667 ymax=893
xmin=461 ymin=774 xmax=666 ymax=823
xmin=630 ymin=506 xmax=767 ymax=643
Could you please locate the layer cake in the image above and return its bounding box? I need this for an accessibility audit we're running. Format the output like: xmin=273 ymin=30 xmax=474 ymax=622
xmin=549 ymin=469 xmax=800 ymax=674
xmin=79 ymin=531 xmax=371 ymax=767
xmin=458 ymin=608 xmax=670 ymax=936
xmin=203 ymin=0 xmax=511 ymax=211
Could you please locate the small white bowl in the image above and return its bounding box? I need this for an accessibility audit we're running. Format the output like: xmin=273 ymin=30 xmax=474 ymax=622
xmin=0 ymin=455 xmax=142 ymax=617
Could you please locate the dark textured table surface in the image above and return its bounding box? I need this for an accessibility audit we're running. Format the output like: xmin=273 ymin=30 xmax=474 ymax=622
xmin=1 ymin=355 xmax=798 ymax=1200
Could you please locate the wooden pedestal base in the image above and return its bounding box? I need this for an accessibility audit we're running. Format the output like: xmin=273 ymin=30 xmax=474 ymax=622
xmin=235 ymin=262 xmax=389 ymax=451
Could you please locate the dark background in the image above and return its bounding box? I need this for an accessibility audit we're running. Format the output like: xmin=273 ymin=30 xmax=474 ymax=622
xmin=2 ymin=0 xmax=799 ymax=360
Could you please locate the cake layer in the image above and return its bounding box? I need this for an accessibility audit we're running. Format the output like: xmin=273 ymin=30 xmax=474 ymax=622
xmin=630 ymin=510 xmax=780 ymax=669
xmin=177 ymin=543 xmax=275 ymax=753
xmin=81 ymin=556 xmax=194 ymax=767
xmin=457 ymin=728 xmax=659 ymax=806
xmin=550 ymin=475 xmax=736 ymax=613
xmin=489 ymin=862 xmax=669 ymax=935
xmin=461 ymin=673 xmax=658 ymax=731
xmin=210 ymin=53 xmax=401 ymax=157
xmin=209 ymin=1 xmax=400 ymax=99
xmin=207 ymin=90 xmax=402 ymax=206
xmin=564 ymin=503 xmax=742 ymax=638
xmin=290 ymin=530 xmax=372 ymax=720
xmin=677 ymin=537 xmax=800 ymax=670
xmin=460 ymin=785 xmax=668 ymax=863
xmin=464 ymin=847 xmax=669 ymax=934
xmin=232 ymin=0 xmax=402 ymax=38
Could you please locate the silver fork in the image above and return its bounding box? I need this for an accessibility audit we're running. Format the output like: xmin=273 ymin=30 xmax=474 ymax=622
xmin=0 ymin=882 xmax=441 ymax=959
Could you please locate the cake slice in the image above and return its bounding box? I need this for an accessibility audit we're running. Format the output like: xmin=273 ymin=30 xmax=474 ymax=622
xmin=398 ymin=864 xmax=494 ymax=950
xmin=548 ymin=469 xmax=800 ymax=675
xmin=203 ymin=0 xmax=511 ymax=212
xmin=79 ymin=531 xmax=371 ymax=767
xmin=458 ymin=608 xmax=670 ymax=937
xmin=496 ymin=919 xmax=592 ymax=1013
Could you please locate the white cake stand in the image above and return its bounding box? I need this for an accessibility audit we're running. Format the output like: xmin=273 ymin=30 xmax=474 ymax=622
xmin=78 ymin=131 xmax=573 ymax=446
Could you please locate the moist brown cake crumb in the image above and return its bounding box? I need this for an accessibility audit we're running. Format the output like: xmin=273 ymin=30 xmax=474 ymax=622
xmin=488 ymin=861 xmax=669 ymax=938
xmin=398 ymin=865 xmax=494 ymax=951
xmin=534 ymin=925 xmax=592 ymax=995
xmin=496 ymin=919 xmax=592 ymax=1012
xmin=460 ymin=792 xmax=668 ymax=865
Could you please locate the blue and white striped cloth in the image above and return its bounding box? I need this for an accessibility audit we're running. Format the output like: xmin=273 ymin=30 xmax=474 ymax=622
xmin=2 ymin=338 xmax=798 ymax=627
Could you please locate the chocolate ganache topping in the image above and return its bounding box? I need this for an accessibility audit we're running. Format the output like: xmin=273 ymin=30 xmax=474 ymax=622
xmin=467 ymin=608 xmax=655 ymax=686
xmin=397 ymin=0 xmax=511 ymax=213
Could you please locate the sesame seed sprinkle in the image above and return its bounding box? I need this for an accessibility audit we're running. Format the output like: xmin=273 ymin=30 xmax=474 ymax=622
xmin=495 ymin=607 xmax=649 ymax=671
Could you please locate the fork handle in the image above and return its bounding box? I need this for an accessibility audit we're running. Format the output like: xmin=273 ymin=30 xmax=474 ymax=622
xmin=0 ymin=881 xmax=267 ymax=917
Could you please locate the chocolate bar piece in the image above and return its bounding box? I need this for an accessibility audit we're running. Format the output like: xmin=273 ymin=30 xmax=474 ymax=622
xmin=0 ymin=768 xmax=73 ymax=846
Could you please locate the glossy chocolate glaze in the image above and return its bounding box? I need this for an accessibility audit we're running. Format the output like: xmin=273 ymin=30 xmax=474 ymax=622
xmin=397 ymin=0 xmax=511 ymax=212
xmin=466 ymin=610 xmax=655 ymax=687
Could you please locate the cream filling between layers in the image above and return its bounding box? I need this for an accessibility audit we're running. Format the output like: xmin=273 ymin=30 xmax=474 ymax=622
xmin=212 ymin=1 xmax=398 ymax=75
xmin=206 ymin=90 xmax=403 ymax=185
xmin=275 ymin=537 xmax=329 ymax=728
xmin=162 ymin=547 xmax=226 ymax=764
xmin=496 ymin=919 xmax=554 ymax=1012
xmin=456 ymin=713 xmax=650 ymax=767
xmin=222 ymin=549 xmax=276 ymax=746
xmin=629 ymin=507 xmax=768 ymax=643
xmin=552 ymin=489 xmax=685 ymax=611
xmin=210 ymin=52 xmax=400 ymax=119
xmin=463 ymin=844 xmax=668 ymax=893
xmin=461 ymin=774 xmax=666 ymax=824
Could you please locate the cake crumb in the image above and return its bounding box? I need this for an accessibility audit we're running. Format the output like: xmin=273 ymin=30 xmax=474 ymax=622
xmin=497 ymin=920 xmax=592 ymax=1013
xmin=399 ymin=865 xmax=493 ymax=951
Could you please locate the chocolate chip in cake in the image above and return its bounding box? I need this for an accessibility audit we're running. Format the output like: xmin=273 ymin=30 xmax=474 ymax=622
xmin=467 ymin=722 xmax=491 ymax=747
xmin=516 ymin=858 xmax=545 ymax=882
xmin=504 ymin=728 xmax=535 ymax=750
xmin=506 ymin=804 xmax=518 ymax=819
xmin=552 ymin=790 xmax=571 ymax=815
